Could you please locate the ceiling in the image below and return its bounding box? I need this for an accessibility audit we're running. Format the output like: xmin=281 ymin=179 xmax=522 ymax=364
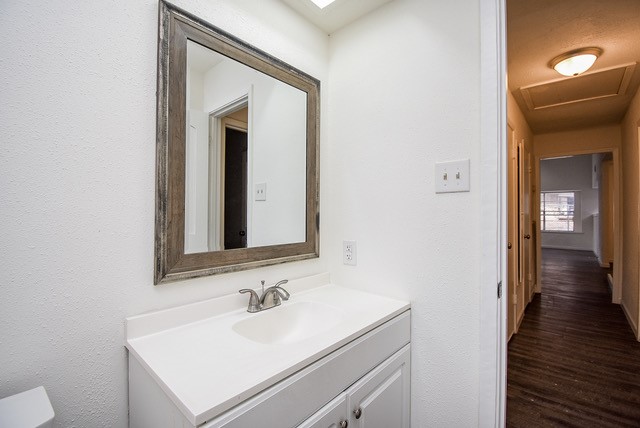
xmin=280 ymin=0 xmax=394 ymax=34
xmin=507 ymin=0 xmax=640 ymax=134
xmin=187 ymin=40 xmax=224 ymax=74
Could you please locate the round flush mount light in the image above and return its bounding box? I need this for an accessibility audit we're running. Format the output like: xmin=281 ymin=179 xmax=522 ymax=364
xmin=310 ymin=0 xmax=337 ymax=8
xmin=549 ymin=47 xmax=602 ymax=77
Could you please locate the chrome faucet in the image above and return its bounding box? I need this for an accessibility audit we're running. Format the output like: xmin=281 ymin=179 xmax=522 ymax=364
xmin=239 ymin=279 xmax=290 ymax=313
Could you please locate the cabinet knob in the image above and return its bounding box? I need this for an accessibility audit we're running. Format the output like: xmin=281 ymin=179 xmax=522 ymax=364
xmin=354 ymin=407 xmax=362 ymax=419
xmin=339 ymin=420 xmax=348 ymax=428
xmin=524 ymin=234 xmax=531 ymax=239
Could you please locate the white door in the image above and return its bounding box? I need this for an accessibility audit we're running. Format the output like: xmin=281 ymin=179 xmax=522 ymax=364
xmin=522 ymin=146 xmax=533 ymax=303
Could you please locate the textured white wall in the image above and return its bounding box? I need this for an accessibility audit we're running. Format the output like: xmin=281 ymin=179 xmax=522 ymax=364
xmin=0 ymin=1 xmax=329 ymax=426
xmin=326 ymin=0 xmax=482 ymax=425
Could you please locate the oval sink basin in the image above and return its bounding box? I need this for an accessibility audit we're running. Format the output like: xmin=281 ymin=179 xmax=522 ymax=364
xmin=232 ymin=301 xmax=345 ymax=345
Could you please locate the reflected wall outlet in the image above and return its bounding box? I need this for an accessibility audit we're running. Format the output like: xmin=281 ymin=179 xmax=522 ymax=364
xmin=343 ymin=240 xmax=357 ymax=266
xmin=255 ymin=183 xmax=267 ymax=201
xmin=435 ymin=159 xmax=470 ymax=193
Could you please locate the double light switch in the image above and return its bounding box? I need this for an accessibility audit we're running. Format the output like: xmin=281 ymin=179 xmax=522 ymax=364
xmin=435 ymin=159 xmax=470 ymax=193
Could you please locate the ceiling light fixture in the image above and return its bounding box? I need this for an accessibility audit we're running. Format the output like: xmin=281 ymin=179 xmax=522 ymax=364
xmin=309 ymin=0 xmax=337 ymax=9
xmin=549 ymin=47 xmax=602 ymax=77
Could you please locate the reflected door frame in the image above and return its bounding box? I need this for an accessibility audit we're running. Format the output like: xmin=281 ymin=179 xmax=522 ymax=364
xmin=208 ymin=89 xmax=252 ymax=251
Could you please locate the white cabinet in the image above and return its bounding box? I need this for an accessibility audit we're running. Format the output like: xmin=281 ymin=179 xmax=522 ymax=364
xmin=347 ymin=345 xmax=410 ymax=428
xmin=297 ymin=395 xmax=348 ymax=428
xmin=299 ymin=345 xmax=410 ymax=428
xmin=129 ymin=310 xmax=411 ymax=428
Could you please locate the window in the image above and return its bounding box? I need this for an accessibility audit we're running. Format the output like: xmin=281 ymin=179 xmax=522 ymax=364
xmin=540 ymin=191 xmax=580 ymax=232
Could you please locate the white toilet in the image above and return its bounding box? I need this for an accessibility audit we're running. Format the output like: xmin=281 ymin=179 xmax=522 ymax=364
xmin=0 ymin=386 xmax=54 ymax=428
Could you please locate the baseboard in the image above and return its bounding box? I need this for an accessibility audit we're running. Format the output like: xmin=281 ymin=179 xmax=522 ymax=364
xmin=541 ymin=245 xmax=593 ymax=251
xmin=516 ymin=311 xmax=525 ymax=332
xmin=621 ymin=300 xmax=639 ymax=341
xmin=606 ymin=274 xmax=614 ymax=294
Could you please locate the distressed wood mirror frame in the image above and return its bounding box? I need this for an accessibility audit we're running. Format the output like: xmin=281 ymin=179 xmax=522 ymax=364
xmin=155 ymin=1 xmax=320 ymax=284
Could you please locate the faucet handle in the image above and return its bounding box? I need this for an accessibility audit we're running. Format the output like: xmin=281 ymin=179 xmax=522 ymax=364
xmin=275 ymin=279 xmax=288 ymax=288
xmin=274 ymin=279 xmax=290 ymax=300
xmin=239 ymin=289 xmax=261 ymax=313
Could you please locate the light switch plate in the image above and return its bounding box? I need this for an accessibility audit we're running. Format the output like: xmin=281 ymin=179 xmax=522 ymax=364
xmin=255 ymin=183 xmax=267 ymax=201
xmin=435 ymin=159 xmax=470 ymax=193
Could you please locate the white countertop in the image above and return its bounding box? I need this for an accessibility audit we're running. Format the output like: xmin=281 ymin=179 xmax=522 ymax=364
xmin=125 ymin=273 xmax=410 ymax=426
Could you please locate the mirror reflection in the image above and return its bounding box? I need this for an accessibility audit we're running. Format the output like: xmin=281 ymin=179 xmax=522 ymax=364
xmin=155 ymin=0 xmax=319 ymax=284
xmin=185 ymin=41 xmax=307 ymax=254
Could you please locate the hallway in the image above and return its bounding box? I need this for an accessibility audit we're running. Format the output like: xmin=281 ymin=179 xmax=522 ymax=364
xmin=506 ymin=248 xmax=640 ymax=427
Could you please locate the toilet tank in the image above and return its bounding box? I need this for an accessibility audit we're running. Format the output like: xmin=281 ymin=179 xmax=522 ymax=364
xmin=0 ymin=386 xmax=55 ymax=428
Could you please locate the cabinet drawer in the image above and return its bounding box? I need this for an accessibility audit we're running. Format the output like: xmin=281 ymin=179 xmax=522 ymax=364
xmin=204 ymin=310 xmax=410 ymax=428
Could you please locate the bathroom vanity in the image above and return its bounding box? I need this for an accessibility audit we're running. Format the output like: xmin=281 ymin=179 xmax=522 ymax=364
xmin=126 ymin=274 xmax=411 ymax=427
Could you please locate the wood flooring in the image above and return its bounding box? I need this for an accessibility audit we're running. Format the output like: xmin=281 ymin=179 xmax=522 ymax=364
xmin=507 ymin=248 xmax=640 ymax=427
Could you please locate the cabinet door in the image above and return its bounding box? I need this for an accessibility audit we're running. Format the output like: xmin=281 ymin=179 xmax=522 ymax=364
xmin=347 ymin=345 xmax=410 ymax=428
xmin=297 ymin=394 xmax=348 ymax=428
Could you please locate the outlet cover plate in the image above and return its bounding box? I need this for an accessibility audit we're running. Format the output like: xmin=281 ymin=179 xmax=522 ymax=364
xmin=343 ymin=240 xmax=357 ymax=266
xmin=255 ymin=183 xmax=267 ymax=201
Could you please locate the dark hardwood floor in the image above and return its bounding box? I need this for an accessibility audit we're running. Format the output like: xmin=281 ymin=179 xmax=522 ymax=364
xmin=507 ymin=248 xmax=640 ymax=427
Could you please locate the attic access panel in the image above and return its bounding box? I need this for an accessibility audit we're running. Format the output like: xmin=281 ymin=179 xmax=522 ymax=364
xmin=519 ymin=63 xmax=636 ymax=111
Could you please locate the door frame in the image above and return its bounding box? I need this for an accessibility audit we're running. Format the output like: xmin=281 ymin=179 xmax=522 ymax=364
xmin=479 ymin=0 xmax=507 ymax=425
xmin=480 ymin=2 xmax=627 ymax=426
xmin=506 ymin=123 xmax=517 ymax=341
xmin=534 ymin=148 xmax=622 ymax=303
xmin=209 ymin=89 xmax=253 ymax=250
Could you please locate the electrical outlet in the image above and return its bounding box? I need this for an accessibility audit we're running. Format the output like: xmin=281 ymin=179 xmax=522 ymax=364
xmin=255 ymin=183 xmax=267 ymax=201
xmin=343 ymin=240 xmax=357 ymax=266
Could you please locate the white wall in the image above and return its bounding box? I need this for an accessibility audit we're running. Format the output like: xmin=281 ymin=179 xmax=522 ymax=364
xmin=0 ymin=1 xmax=329 ymax=426
xmin=539 ymin=155 xmax=598 ymax=251
xmin=621 ymin=82 xmax=640 ymax=338
xmin=326 ymin=0 xmax=482 ymax=425
xmin=185 ymin=109 xmax=210 ymax=253
xmin=185 ymin=54 xmax=211 ymax=253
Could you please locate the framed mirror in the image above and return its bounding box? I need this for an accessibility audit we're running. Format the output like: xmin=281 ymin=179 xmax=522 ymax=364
xmin=155 ymin=1 xmax=319 ymax=284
